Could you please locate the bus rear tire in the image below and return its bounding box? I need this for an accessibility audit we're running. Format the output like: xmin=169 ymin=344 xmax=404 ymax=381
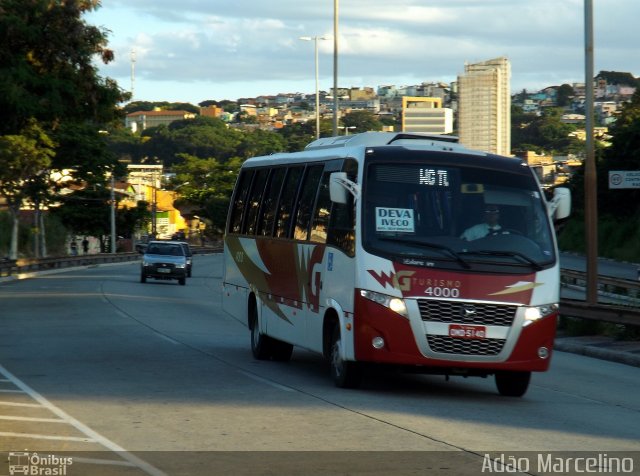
xmin=495 ymin=371 xmax=531 ymax=397
xmin=330 ymin=323 xmax=362 ymax=389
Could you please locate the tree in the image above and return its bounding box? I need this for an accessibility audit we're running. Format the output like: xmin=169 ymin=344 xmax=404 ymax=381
xmin=170 ymin=155 xmax=242 ymax=236
xmin=0 ymin=120 xmax=56 ymax=259
xmin=341 ymin=110 xmax=382 ymax=133
xmin=0 ymin=0 xmax=128 ymax=256
xmin=0 ymin=0 xmax=126 ymax=135
xmin=556 ymin=84 xmax=574 ymax=108
xmin=511 ymin=107 xmax=582 ymax=155
xmin=597 ymin=88 xmax=640 ymax=217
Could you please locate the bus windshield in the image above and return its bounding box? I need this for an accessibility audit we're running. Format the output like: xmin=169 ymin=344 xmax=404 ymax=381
xmin=362 ymin=160 xmax=555 ymax=271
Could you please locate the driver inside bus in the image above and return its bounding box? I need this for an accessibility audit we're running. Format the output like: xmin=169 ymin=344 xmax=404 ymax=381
xmin=461 ymin=204 xmax=502 ymax=241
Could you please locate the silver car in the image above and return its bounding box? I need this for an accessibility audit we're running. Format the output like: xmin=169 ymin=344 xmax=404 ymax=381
xmin=140 ymin=241 xmax=188 ymax=285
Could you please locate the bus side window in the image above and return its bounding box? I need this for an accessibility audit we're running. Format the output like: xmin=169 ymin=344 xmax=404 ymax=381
xmin=310 ymin=171 xmax=332 ymax=244
xmin=257 ymin=168 xmax=286 ymax=237
xmin=275 ymin=167 xmax=304 ymax=238
xmin=243 ymin=169 xmax=269 ymax=235
xmin=228 ymin=170 xmax=254 ymax=234
xmin=294 ymin=165 xmax=324 ymax=241
xmin=327 ymin=159 xmax=357 ymax=256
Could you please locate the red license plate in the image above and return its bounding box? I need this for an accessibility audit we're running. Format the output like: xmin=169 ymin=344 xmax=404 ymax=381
xmin=449 ymin=324 xmax=486 ymax=339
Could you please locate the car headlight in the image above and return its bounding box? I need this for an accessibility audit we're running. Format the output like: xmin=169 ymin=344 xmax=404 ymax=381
xmin=360 ymin=290 xmax=408 ymax=318
xmin=523 ymin=303 xmax=558 ymax=326
xmin=175 ymin=263 xmax=186 ymax=269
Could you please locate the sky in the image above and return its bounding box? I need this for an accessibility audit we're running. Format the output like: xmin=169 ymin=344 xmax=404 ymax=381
xmin=85 ymin=0 xmax=639 ymax=105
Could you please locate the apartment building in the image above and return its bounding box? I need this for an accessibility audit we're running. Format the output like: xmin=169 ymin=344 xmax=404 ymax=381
xmin=125 ymin=109 xmax=196 ymax=132
xmin=401 ymin=97 xmax=453 ymax=134
xmin=457 ymin=56 xmax=511 ymax=156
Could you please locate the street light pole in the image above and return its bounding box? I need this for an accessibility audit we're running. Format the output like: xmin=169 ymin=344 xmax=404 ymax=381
xmin=300 ymin=36 xmax=329 ymax=139
xmin=151 ymin=171 xmax=157 ymax=238
xmin=110 ymin=173 xmax=116 ymax=254
xmin=333 ymin=0 xmax=339 ymax=137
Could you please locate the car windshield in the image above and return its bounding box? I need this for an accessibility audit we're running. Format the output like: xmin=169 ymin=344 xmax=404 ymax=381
xmin=146 ymin=244 xmax=184 ymax=256
xmin=362 ymin=160 xmax=555 ymax=271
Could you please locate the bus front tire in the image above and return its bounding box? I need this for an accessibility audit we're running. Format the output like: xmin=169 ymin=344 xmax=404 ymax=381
xmin=250 ymin=307 xmax=273 ymax=360
xmin=495 ymin=371 xmax=531 ymax=397
xmin=330 ymin=323 xmax=362 ymax=389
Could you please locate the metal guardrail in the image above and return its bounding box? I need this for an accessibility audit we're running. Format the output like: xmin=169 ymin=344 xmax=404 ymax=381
xmin=560 ymin=268 xmax=640 ymax=326
xmin=0 ymin=245 xmax=222 ymax=279
xmin=1 ymin=255 xmax=637 ymax=326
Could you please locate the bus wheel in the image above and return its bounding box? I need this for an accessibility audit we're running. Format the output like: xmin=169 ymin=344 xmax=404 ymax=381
xmin=250 ymin=305 xmax=272 ymax=360
xmin=330 ymin=323 xmax=362 ymax=389
xmin=495 ymin=371 xmax=531 ymax=397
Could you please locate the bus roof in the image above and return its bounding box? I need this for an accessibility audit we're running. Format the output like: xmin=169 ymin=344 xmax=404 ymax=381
xmin=242 ymin=131 xmax=500 ymax=168
xmin=304 ymin=132 xmax=462 ymax=151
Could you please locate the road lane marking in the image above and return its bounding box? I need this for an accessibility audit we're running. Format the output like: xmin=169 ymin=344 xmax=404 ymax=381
xmin=0 ymin=364 xmax=167 ymax=476
xmin=239 ymin=370 xmax=295 ymax=392
xmin=72 ymin=456 xmax=137 ymax=467
xmin=0 ymin=389 xmax=24 ymax=393
xmin=155 ymin=333 xmax=181 ymax=345
xmin=0 ymin=415 xmax=65 ymax=423
xmin=0 ymin=431 xmax=96 ymax=442
xmin=0 ymin=401 xmax=43 ymax=408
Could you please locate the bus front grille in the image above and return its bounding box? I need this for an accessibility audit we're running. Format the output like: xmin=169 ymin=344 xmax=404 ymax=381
xmin=417 ymin=299 xmax=517 ymax=326
xmin=426 ymin=335 xmax=506 ymax=356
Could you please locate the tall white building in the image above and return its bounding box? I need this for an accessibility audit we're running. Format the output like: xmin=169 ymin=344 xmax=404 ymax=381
xmin=457 ymin=57 xmax=511 ymax=156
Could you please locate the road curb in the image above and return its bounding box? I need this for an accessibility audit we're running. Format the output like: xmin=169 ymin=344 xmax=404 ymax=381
xmin=554 ymin=338 xmax=640 ymax=368
xmin=0 ymin=260 xmax=139 ymax=284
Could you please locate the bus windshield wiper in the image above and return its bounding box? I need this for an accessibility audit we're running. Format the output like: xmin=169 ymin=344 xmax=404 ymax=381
xmin=459 ymin=250 xmax=543 ymax=270
xmin=379 ymin=237 xmax=471 ymax=269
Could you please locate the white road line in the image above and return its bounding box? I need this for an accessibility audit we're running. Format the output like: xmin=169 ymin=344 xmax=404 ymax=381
xmin=239 ymin=370 xmax=295 ymax=392
xmin=0 ymin=378 xmax=10 ymax=382
xmin=0 ymin=415 xmax=64 ymax=423
xmin=0 ymin=415 xmax=65 ymax=423
xmin=0 ymin=401 xmax=42 ymax=408
xmin=0 ymin=431 xmax=96 ymax=442
xmin=72 ymin=456 xmax=137 ymax=467
xmin=0 ymin=364 xmax=167 ymax=476
xmin=0 ymin=389 xmax=24 ymax=393
xmin=155 ymin=333 xmax=181 ymax=345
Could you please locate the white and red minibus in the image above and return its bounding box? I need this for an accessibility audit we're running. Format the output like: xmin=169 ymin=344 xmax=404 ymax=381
xmin=222 ymin=132 xmax=570 ymax=396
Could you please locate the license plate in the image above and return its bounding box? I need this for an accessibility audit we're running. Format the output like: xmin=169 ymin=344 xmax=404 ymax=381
xmin=157 ymin=268 xmax=171 ymax=273
xmin=449 ymin=324 xmax=486 ymax=339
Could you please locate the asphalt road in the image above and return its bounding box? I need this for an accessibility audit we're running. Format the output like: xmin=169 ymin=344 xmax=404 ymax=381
xmin=0 ymin=255 xmax=639 ymax=475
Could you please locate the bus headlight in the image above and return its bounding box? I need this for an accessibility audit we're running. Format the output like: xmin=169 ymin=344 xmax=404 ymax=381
xmin=360 ymin=290 xmax=408 ymax=318
xmin=523 ymin=303 xmax=558 ymax=326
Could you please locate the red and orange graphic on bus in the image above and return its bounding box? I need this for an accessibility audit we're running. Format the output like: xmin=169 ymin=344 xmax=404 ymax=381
xmin=368 ymin=264 xmax=542 ymax=304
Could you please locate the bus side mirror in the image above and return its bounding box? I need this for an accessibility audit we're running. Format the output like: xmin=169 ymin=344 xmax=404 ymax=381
xmin=330 ymin=172 xmax=349 ymax=204
xmin=551 ymin=187 xmax=571 ymax=220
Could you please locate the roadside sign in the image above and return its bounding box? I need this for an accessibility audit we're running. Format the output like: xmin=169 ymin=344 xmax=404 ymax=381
xmin=609 ymin=170 xmax=640 ymax=189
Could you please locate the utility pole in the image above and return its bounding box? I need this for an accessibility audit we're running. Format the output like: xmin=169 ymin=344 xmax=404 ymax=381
xmin=584 ymin=0 xmax=598 ymax=304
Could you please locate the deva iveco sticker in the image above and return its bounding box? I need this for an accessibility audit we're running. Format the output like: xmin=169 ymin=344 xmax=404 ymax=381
xmin=376 ymin=207 xmax=414 ymax=233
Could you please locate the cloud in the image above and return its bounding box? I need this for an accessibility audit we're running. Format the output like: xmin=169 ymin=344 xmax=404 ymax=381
xmin=86 ymin=0 xmax=639 ymax=103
